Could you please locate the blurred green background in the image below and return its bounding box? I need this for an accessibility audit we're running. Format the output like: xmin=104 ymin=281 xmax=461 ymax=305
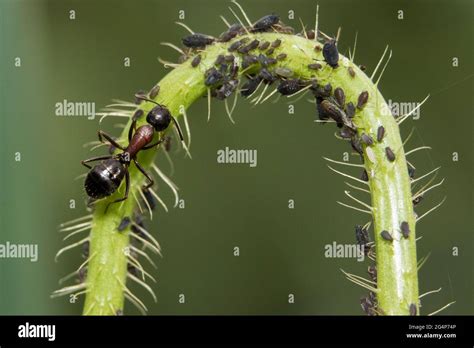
xmin=0 ymin=0 xmax=472 ymax=315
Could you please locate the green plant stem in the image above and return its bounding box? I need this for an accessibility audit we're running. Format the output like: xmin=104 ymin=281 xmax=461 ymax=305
xmin=82 ymin=33 xmax=418 ymax=315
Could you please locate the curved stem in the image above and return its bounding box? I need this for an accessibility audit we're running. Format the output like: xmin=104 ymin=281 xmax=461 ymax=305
xmin=82 ymin=32 xmax=418 ymax=315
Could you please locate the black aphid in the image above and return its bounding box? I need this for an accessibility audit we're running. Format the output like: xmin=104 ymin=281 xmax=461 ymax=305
xmin=367 ymin=265 xmax=377 ymax=282
xmin=377 ymin=125 xmax=385 ymax=142
xmin=348 ymin=66 xmax=355 ymax=78
xmin=334 ymin=87 xmax=345 ymax=108
xmin=276 ymin=53 xmax=287 ymax=60
xmin=134 ymin=90 xmax=147 ymax=104
xmin=224 ymin=55 xmax=235 ymax=63
xmin=308 ymin=63 xmax=322 ymax=70
xmin=274 ymin=67 xmax=294 ymax=78
xmin=361 ymin=133 xmax=374 ymax=146
xmin=182 ymin=33 xmax=214 ymax=48
xmin=355 ymin=225 xmax=370 ymax=254
xmin=204 ymin=67 xmax=224 ymax=86
xmin=306 ymin=29 xmax=315 ymax=40
xmin=215 ymin=79 xmax=239 ymax=100
xmin=322 ymin=40 xmax=339 ymax=68
xmin=311 ymin=83 xmax=332 ymax=98
xmin=132 ymin=109 xmax=144 ymax=121
xmin=385 ymin=146 xmax=396 ymax=162
xmin=219 ymin=23 xmax=243 ymax=42
xmin=360 ymin=296 xmax=376 ymax=316
xmin=241 ymin=76 xmax=262 ymax=97
xmin=361 ymin=169 xmax=369 ymax=182
xmin=242 ymin=54 xmax=258 ymax=69
xmin=320 ymin=100 xmax=354 ymax=129
xmin=409 ymin=303 xmax=417 ymax=316
xmin=118 ymin=217 xmax=131 ymax=232
xmin=380 ymin=230 xmax=393 ymax=242
xmin=142 ymin=188 xmax=156 ymax=210
xmin=228 ymin=40 xmax=243 ymax=52
xmin=191 ymin=55 xmax=201 ymax=67
xmin=400 ymin=221 xmax=410 ymax=239
xmin=82 ymin=241 xmax=90 ymax=259
xmin=359 ymin=65 xmax=366 ymax=71
xmin=357 ymin=91 xmax=369 ymax=109
xmin=238 ymin=39 xmax=259 ymax=54
xmin=258 ymin=41 xmax=270 ymax=50
xmin=345 ymin=102 xmax=356 ymax=118
xmin=277 ymin=79 xmax=304 ymax=96
xmin=351 ymin=137 xmax=364 ymax=155
xmin=408 ymin=166 xmax=415 ymax=179
xmin=259 ymin=68 xmax=276 ymax=84
xmin=266 ymin=47 xmax=275 ymax=55
xmin=412 ymin=195 xmax=423 ymax=206
xmin=215 ymin=54 xmax=225 ymax=65
xmin=149 ymin=84 xmax=160 ymax=99
xmin=271 ymin=39 xmax=282 ymax=48
xmin=252 ymin=14 xmax=280 ymax=32
xmin=339 ymin=126 xmax=355 ymax=139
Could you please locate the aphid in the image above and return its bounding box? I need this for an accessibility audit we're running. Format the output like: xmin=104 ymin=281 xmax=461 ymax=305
xmin=271 ymin=39 xmax=282 ymax=48
xmin=228 ymin=40 xmax=243 ymax=52
xmin=400 ymin=221 xmax=410 ymax=239
xmin=132 ymin=109 xmax=144 ymax=121
xmin=215 ymin=79 xmax=239 ymax=100
xmin=314 ymin=44 xmax=322 ymax=52
xmin=367 ymin=265 xmax=377 ymax=282
xmin=163 ymin=135 xmax=172 ymax=152
xmin=142 ymin=188 xmax=156 ymax=210
xmin=149 ymin=84 xmax=160 ymax=99
xmin=266 ymin=47 xmax=275 ymax=55
xmin=409 ymin=303 xmax=417 ymax=316
xmin=242 ymin=54 xmax=258 ymax=69
xmin=134 ymin=90 xmax=147 ymax=104
xmin=78 ymin=267 xmax=87 ymax=283
xmin=259 ymin=41 xmax=270 ymax=50
xmin=215 ymin=54 xmax=225 ymax=65
xmin=306 ymin=29 xmax=315 ymax=40
xmin=351 ymin=137 xmax=364 ymax=155
xmin=357 ymin=91 xmax=369 ymax=109
xmin=274 ymin=67 xmax=294 ymax=78
xmin=359 ymin=64 xmax=366 ymax=71
xmin=238 ymin=39 xmax=259 ymax=54
xmin=182 ymin=33 xmax=215 ymax=48
xmin=219 ymin=23 xmax=243 ymax=42
xmin=241 ymin=76 xmax=262 ymax=97
xmin=377 ymin=125 xmax=385 ymax=142
xmin=360 ymin=296 xmax=376 ymax=316
xmin=380 ymin=230 xmax=393 ymax=242
xmin=312 ymin=83 xmax=332 ymax=98
xmin=259 ymin=68 xmax=276 ymax=84
xmin=251 ymin=14 xmax=280 ymax=32
xmin=82 ymin=241 xmax=90 ymax=259
xmin=276 ymin=53 xmax=287 ymax=60
xmin=361 ymin=169 xmax=369 ymax=182
xmin=256 ymin=54 xmax=274 ymax=67
xmin=191 ymin=55 xmax=201 ymax=67
xmin=355 ymin=224 xmax=370 ymax=249
xmin=204 ymin=67 xmax=224 ymax=86
xmin=334 ymin=87 xmax=345 ymax=108
xmin=361 ymin=133 xmax=374 ymax=146
xmin=339 ymin=126 xmax=355 ymax=139
xmin=308 ymin=63 xmax=322 ymax=70
xmin=118 ymin=217 xmax=131 ymax=231
xmin=408 ymin=166 xmax=415 ymax=179
xmin=348 ymin=66 xmax=355 ymax=78
xmin=385 ymin=146 xmax=396 ymax=162
xmin=277 ymin=79 xmax=305 ymax=96
xmin=323 ymin=39 xmax=339 ymax=68
xmin=345 ymin=102 xmax=356 ymax=118
xmin=320 ymin=100 xmax=353 ymax=129
xmin=224 ymin=55 xmax=235 ymax=63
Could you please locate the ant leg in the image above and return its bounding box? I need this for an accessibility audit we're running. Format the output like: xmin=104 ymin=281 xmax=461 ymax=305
xmin=171 ymin=117 xmax=184 ymax=142
xmin=98 ymin=130 xmax=126 ymax=150
xmin=133 ymin=158 xmax=154 ymax=190
xmin=128 ymin=119 xmax=137 ymax=142
xmin=105 ymin=170 xmax=130 ymax=212
xmin=81 ymin=155 xmax=112 ymax=169
xmin=142 ymin=138 xmax=164 ymax=150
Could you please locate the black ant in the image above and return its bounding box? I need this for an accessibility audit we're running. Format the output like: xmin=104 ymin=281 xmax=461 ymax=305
xmin=82 ymin=97 xmax=184 ymax=211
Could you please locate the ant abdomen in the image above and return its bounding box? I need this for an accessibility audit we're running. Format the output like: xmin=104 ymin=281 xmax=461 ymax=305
xmin=85 ymin=159 xmax=125 ymax=199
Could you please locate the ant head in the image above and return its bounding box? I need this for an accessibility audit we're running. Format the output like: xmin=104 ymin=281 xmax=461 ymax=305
xmin=134 ymin=94 xmax=184 ymax=142
xmin=146 ymin=105 xmax=171 ymax=132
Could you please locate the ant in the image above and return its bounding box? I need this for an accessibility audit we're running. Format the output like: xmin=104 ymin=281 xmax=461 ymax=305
xmin=82 ymin=97 xmax=184 ymax=211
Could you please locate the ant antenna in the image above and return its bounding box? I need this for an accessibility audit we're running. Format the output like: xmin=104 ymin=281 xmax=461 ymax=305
xmin=134 ymin=94 xmax=185 ymax=142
